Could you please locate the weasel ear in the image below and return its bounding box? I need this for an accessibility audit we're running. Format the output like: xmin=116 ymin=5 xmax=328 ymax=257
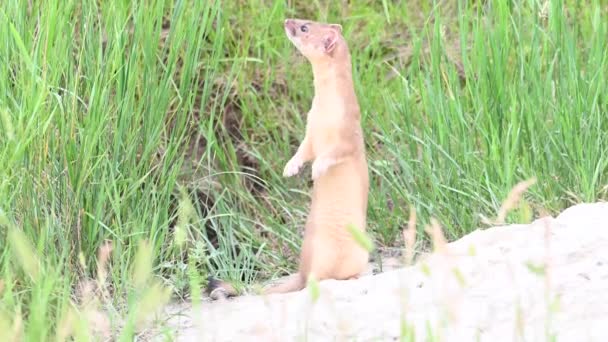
xmin=323 ymin=30 xmax=338 ymax=54
xmin=329 ymin=24 xmax=342 ymax=33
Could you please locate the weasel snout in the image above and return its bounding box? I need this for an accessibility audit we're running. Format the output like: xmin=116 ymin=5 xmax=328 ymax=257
xmin=284 ymin=19 xmax=296 ymax=36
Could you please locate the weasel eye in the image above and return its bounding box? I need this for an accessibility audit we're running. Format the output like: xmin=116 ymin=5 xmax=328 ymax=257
xmin=300 ymin=25 xmax=308 ymax=33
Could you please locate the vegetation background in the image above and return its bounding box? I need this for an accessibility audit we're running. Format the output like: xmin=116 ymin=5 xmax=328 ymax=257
xmin=0 ymin=0 xmax=606 ymax=339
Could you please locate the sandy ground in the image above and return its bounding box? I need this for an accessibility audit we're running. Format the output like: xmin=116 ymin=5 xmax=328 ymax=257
xmin=150 ymin=202 xmax=608 ymax=341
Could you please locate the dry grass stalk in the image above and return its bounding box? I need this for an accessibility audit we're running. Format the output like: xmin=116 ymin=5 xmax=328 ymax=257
xmin=403 ymin=207 xmax=417 ymax=266
xmin=482 ymin=177 xmax=537 ymax=225
xmin=56 ymin=307 xmax=76 ymax=342
xmin=425 ymin=218 xmax=448 ymax=255
xmin=11 ymin=314 xmax=23 ymax=341
xmin=96 ymin=240 xmax=113 ymax=299
xmin=72 ymin=242 xmax=114 ymax=341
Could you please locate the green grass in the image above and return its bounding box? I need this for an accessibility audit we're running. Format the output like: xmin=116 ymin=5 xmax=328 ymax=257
xmin=0 ymin=0 xmax=606 ymax=339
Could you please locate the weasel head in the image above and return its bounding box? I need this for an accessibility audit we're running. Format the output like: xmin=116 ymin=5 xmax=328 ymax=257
xmin=284 ymin=18 xmax=346 ymax=62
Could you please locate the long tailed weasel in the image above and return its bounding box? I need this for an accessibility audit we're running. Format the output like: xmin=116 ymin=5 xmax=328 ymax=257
xmin=206 ymin=18 xmax=369 ymax=298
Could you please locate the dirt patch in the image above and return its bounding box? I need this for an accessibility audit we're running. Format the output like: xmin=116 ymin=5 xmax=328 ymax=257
xmin=150 ymin=202 xmax=608 ymax=341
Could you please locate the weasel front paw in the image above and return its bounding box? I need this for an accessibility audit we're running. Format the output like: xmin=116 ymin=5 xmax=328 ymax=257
xmin=311 ymin=157 xmax=334 ymax=180
xmin=283 ymin=156 xmax=303 ymax=177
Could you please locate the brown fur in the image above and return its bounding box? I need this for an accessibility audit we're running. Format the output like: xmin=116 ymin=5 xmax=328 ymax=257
xmin=206 ymin=18 xmax=369 ymax=298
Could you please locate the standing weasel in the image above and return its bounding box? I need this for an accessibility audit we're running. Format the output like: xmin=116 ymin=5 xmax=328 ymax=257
xmin=207 ymin=18 xmax=369 ymax=298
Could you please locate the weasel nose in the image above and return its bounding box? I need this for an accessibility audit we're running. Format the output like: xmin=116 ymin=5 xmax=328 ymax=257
xmin=284 ymin=19 xmax=296 ymax=35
